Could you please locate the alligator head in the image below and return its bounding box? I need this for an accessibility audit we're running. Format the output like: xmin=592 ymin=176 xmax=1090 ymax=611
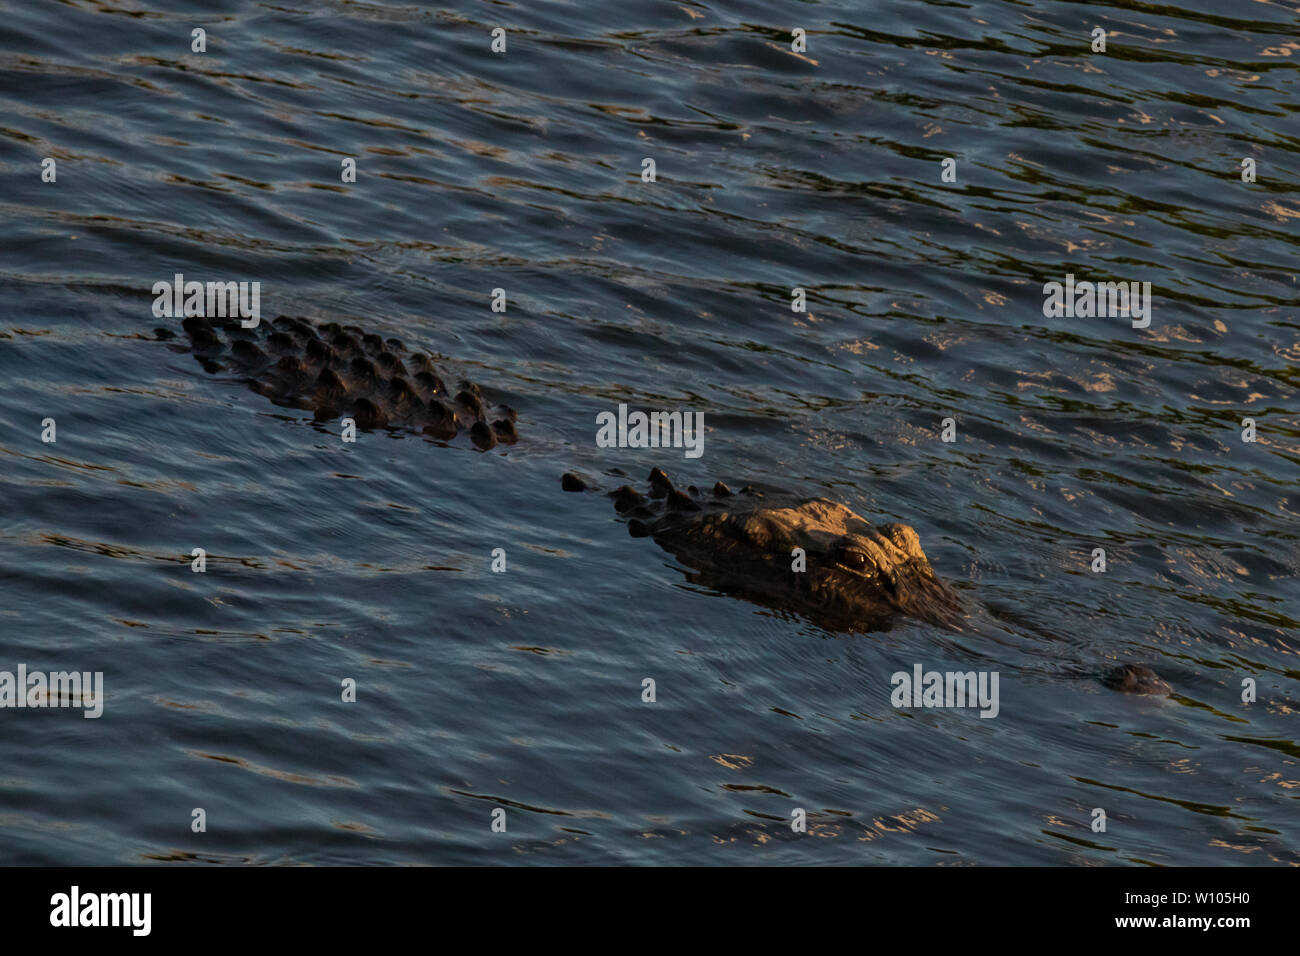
xmin=566 ymin=468 xmax=965 ymax=634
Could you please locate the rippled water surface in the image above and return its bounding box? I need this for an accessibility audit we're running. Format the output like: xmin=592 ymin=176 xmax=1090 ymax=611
xmin=1 ymin=0 xmax=1298 ymax=865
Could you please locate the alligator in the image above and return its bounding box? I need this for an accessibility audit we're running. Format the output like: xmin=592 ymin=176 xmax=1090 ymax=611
xmin=165 ymin=314 xmax=1170 ymax=696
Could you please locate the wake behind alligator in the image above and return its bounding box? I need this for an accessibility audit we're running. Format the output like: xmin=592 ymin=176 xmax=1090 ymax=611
xmin=169 ymin=313 xmax=1170 ymax=696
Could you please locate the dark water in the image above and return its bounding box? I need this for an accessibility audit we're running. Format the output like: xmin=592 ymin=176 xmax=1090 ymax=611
xmin=1 ymin=0 xmax=1297 ymax=866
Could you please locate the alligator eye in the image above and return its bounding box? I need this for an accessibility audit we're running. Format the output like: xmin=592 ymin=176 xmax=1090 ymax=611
xmin=837 ymin=548 xmax=868 ymax=570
